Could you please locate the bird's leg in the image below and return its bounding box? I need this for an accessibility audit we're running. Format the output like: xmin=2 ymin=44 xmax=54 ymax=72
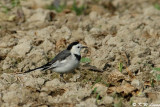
xmin=60 ymin=73 xmax=63 ymax=78
xmin=60 ymin=73 xmax=66 ymax=83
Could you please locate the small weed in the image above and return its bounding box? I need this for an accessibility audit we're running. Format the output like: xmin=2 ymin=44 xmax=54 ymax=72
xmin=118 ymin=62 xmax=123 ymax=73
xmin=91 ymin=77 xmax=102 ymax=88
xmin=154 ymin=3 xmax=160 ymax=10
xmin=153 ymin=67 xmax=160 ymax=71
xmin=156 ymin=74 xmax=160 ymax=81
xmin=152 ymin=67 xmax=160 ymax=82
xmin=150 ymin=78 xmax=154 ymax=88
xmin=80 ymin=57 xmax=91 ymax=63
xmin=114 ymin=99 xmax=123 ymax=107
xmin=48 ymin=56 xmax=54 ymax=61
xmin=46 ymin=2 xmax=66 ymax=13
xmin=46 ymin=0 xmax=85 ymax=15
xmin=96 ymin=93 xmax=100 ymax=103
xmin=0 ymin=0 xmax=21 ymax=13
xmin=81 ymin=79 xmax=89 ymax=84
xmin=93 ymin=0 xmax=101 ymax=3
xmin=92 ymin=87 xmax=97 ymax=94
xmin=0 ymin=4 xmax=11 ymax=13
xmin=103 ymin=81 xmax=110 ymax=87
xmin=11 ymin=0 xmax=21 ymax=8
xmin=72 ymin=0 xmax=85 ymax=15
xmin=92 ymin=87 xmax=102 ymax=103
xmin=129 ymin=98 xmax=133 ymax=106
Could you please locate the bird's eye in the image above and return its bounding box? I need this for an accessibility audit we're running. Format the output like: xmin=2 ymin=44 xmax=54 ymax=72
xmin=77 ymin=46 xmax=80 ymax=48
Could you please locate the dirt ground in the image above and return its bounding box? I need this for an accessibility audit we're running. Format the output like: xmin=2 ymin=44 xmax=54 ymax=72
xmin=0 ymin=0 xmax=160 ymax=107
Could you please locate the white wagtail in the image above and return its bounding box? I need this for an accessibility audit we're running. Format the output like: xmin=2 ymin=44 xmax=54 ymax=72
xmin=24 ymin=41 xmax=87 ymax=78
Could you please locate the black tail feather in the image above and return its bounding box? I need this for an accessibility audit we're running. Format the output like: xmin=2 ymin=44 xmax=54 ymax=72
xmin=24 ymin=62 xmax=52 ymax=73
xmin=24 ymin=66 xmax=43 ymax=73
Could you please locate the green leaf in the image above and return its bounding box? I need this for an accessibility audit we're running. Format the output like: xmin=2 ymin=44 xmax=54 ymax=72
xmin=154 ymin=3 xmax=160 ymax=10
xmin=46 ymin=3 xmax=66 ymax=13
xmin=114 ymin=101 xmax=123 ymax=107
xmin=80 ymin=57 xmax=91 ymax=63
xmin=153 ymin=67 xmax=160 ymax=71
xmin=119 ymin=62 xmax=123 ymax=73
xmin=96 ymin=93 xmax=100 ymax=102
xmin=72 ymin=0 xmax=85 ymax=15
xmin=150 ymin=79 xmax=154 ymax=88
xmin=93 ymin=87 xmax=97 ymax=94
xmin=156 ymin=74 xmax=160 ymax=81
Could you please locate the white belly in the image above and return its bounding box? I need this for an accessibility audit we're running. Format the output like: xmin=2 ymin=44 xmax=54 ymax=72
xmin=51 ymin=55 xmax=79 ymax=73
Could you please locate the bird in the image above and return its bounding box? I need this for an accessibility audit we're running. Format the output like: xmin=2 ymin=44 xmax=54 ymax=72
xmin=24 ymin=41 xmax=87 ymax=79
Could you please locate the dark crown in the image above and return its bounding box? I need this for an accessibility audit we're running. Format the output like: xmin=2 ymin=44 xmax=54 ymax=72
xmin=67 ymin=41 xmax=79 ymax=50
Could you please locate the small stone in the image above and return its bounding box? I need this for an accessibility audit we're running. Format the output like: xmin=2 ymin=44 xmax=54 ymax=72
xmin=69 ymin=73 xmax=81 ymax=82
xmin=131 ymin=79 xmax=140 ymax=88
xmin=24 ymin=78 xmax=36 ymax=88
xmin=107 ymin=36 xmax=121 ymax=46
xmin=37 ymin=78 xmax=45 ymax=86
xmin=45 ymin=79 xmax=62 ymax=87
xmin=89 ymin=11 xmax=98 ymax=21
xmin=11 ymin=41 xmax=31 ymax=57
xmin=40 ymin=39 xmax=53 ymax=53
xmin=9 ymin=83 xmax=19 ymax=91
xmin=71 ymin=28 xmax=85 ymax=41
xmin=76 ymin=98 xmax=97 ymax=107
xmin=2 ymin=60 xmax=11 ymax=70
xmin=90 ymin=27 xmax=101 ymax=37
xmin=28 ymin=8 xmax=48 ymax=22
xmin=0 ymin=42 xmax=7 ymax=48
xmin=84 ymin=35 xmax=96 ymax=46
xmin=99 ymin=96 xmax=113 ymax=105
xmin=132 ymin=97 xmax=149 ymax=103
xmin=2 ymin=91 xmax=18 ymax=104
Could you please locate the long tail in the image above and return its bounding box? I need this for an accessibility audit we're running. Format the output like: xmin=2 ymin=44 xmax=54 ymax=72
xmin=24 ymin=62 xmax=52 ymax=73
xmin=24 ymin=66 xmax=44 ymax=73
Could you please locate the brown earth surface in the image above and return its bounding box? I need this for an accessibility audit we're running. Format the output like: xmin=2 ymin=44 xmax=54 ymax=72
xmin=0 ymin=0 xmax=160 ymax=107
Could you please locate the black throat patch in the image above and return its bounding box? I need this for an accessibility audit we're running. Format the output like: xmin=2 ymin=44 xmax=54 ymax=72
xmin=74 ymin=54 xmax=81 ymax=61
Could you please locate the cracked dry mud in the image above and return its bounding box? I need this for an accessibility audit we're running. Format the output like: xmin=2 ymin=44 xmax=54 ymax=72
xmin=0 ymin=0 xmax=160 ymax=107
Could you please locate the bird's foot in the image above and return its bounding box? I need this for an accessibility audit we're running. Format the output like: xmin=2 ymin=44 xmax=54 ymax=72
xmin=60 ymin=73 xmax=66 ymax=83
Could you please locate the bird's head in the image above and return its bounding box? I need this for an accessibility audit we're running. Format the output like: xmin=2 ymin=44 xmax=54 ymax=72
xmin=67 ymin=41 xmax=87 ymax=55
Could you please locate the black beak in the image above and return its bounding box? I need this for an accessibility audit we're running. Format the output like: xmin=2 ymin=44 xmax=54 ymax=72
xmin=81 ymin=46 xmax=88 ymax=48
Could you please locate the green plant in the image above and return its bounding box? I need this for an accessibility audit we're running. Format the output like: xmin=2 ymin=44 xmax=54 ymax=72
xmin=150 ymin=78 xmax=154 ymax=88
xmin=72 ymin=0 xmax=85 ymax=15
xmin=152 ymin=67 xmax=160 ymax=82
xmin=103 ymin=81 xmax=110 ymax=87
xmin=46 ymin=0 xmax=85 ymax=15
xmin=92 ymin=87 xmax=102 ymax=103
xmin=96 ymin=93 xmax=100 ymax=103
xmin=91 ymin=77 xmax=102 ymax=88
xmin=119 ymin=62 xmax=123 ymax=73
xmin=46 ymin=3 xmax=66 ymax=13
xmin=154 ymin=3 xmax=160 ymax=10
xmin=92 ymin=87 xmax=97 ymax=94
xmin=153 ymin=67 xmax=160 ymax=71
xmin=0 ymin=3 xmax=11 ymax=13
xmin=156 ymin=74 xmax=160 ymax=81
xmin=0 ymin=0 xmax=21 ymax=13
xmin=11 ymin=0 xmax=21 ymax=8
xmin=114 ymin=99 xmax=123 ymax=107
xmin=80 ymin=57 xmax=91 ymax=63
xmin=93 ymin=0 xmax=101 ymax=3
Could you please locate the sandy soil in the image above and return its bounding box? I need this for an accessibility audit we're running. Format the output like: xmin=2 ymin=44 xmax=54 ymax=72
xmin=0 ymin=0 xmax=160 ymax=107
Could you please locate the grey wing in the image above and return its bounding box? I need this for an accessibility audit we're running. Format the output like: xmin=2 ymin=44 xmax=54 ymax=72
xmin=41 ymin=50 xmax=71 ymax=70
